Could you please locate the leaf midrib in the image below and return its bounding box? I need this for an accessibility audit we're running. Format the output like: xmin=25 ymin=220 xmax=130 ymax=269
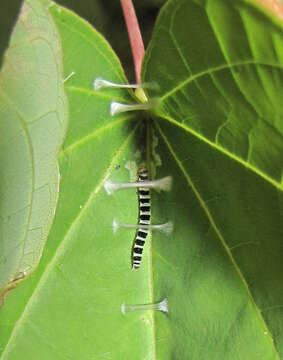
xmin=66 ymin=85 xmax=134 ymax=104
xmin=58 ymin=115 xmax=134 ymax=157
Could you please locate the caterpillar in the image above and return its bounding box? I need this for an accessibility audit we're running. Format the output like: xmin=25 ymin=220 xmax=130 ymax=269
xmin=132 ymin=166 xmax=151 ymax=270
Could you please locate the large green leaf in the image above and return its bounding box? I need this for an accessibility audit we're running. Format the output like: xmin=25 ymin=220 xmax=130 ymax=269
xmin=0 ymin=3 xmax=154 ymax=359
xmin=0 ymin=0 xmax=67 ymax=301
xmin=142 ymin=0 xmax=283 ymax=358
xmin=2 ymin=0 xmax=283 ymax=359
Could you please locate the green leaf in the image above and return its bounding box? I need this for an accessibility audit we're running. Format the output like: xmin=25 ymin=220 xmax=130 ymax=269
xmin=0 ymin=0 xmax=68 ymax=301
xmin=54 ymin=0 xmax=167 ymax=83
xmin=142 ymin=0 xmax=283 ymax=358
xmin=2 ymin=0 xmax=283 ymax=359
xmin=0 ymin=3 xmax=155 ymax=359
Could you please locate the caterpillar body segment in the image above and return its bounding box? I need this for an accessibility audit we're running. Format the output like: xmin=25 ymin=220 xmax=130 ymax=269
xmin=132 ymin=166 xmax=151 ymax=270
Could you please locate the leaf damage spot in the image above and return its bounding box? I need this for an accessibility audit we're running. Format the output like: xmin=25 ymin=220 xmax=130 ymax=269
xmin=125 ymin=160 xmax=138 ymax=182
xmin=0 ymin=270 xmax=29 ymax=307
xmin=141 ymin=316 xmax=151 ymax=326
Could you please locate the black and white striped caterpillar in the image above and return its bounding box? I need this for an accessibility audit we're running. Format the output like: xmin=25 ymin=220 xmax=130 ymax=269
xmin=132 ymin=166 xmax=151 ymax=270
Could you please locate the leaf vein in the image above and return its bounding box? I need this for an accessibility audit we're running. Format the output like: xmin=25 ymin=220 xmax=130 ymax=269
xmin=156 ymin=121 xmax=280 ymax=359
xmin=0 ymin=125 xmax=139 ymax=358
xmin=59 ymin=116 xmax=134 ymax=157
xmin=160 ymin=61 xmax=283 ymax=103
xmin=155 ymin=112 xmax=283 ymax=191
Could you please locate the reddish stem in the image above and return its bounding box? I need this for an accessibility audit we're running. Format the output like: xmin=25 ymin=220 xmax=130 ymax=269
xmin=120 ymin=0 xmax=145 ymax=84
xmin=257 ymin=0 xmax=283 ymax=19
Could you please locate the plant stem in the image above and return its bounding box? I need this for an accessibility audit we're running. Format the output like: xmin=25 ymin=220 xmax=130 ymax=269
xmin=120 ymin=0 xmax=145 ymax=84
xmin=256 ymin=0 xmax=283 ymax=20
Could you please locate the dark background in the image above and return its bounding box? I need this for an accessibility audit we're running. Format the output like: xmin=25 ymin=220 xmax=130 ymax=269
xmin=0 ymin=1 xmax=167 ymax=81
xmin=55 ymin=0 xmax=167 ymax=81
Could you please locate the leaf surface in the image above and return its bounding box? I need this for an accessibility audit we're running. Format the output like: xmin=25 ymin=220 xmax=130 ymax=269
xmin=142 ymin=0 xmax=283 ymax=358
xmin=2 ymin=0 xmax=283 ymax=359
xmin=0 ymin=3 xmax=155 ymax=359
xmin=0 ymin=0 xmax=67 ymax=301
